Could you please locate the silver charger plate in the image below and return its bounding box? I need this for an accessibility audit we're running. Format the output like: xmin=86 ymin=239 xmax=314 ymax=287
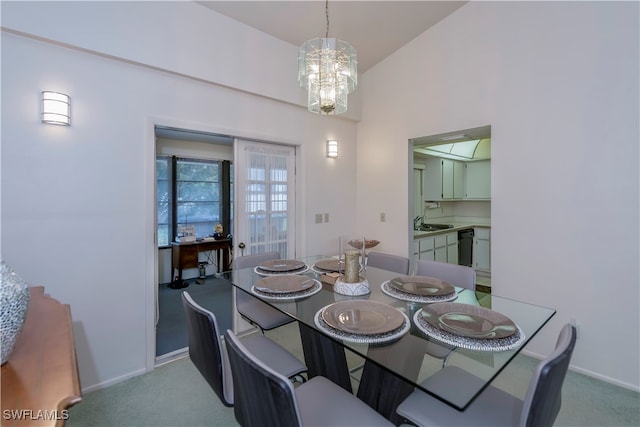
xmin=312 ymin=259 xmax=343 ymax=274
xmin=389 ymin=275 xmax=455 ymax=296
xmin=321 ymin=300 xmax=404 ymax=335
xmin=251 ymin=279 xmax=322 ymax=301
xmin=381 ymin=280 xmax=458 ymax=303
xmin=254 ymin=264 xmax=310 ymax=276
xmin=312 ymin=259 xmax=363 ymax=274
xmin=258 ymin=259 xmax=306 ymax=272
xmin=254 ymin=275 xmax=316 ymax=294
xmin=421 ymin=302 xmax=517 ymax=339
xmin=314 ymin=303 xmax=410 ymax=345
xmin=413 ymin=307 xmax=526 ymax=352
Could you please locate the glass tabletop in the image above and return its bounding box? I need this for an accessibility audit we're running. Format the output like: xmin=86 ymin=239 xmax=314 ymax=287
xmin=222 ymin=255 xmax=556 ymax=410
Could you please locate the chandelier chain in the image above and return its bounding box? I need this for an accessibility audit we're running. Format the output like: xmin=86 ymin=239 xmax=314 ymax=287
xmin=325 ymin=0 xmax=329 ymax=38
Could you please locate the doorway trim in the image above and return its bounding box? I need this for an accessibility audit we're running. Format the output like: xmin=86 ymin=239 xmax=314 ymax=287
xmin=144 ymin=116 xmax=304 ymax=372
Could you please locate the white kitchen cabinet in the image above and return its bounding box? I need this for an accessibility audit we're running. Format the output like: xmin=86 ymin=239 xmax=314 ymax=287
xmin=434 ymin=235 xmax=447 ymax=262
xmin=465 ymin=160 xmax=491 ymax=199
xmin=423 ymin=158 xmax=464 ymax=201
xmin=419 ymin=236 xmax=435 ymax=261
xmin=417 ymin=232 xmax=458 ymax=264
xmin=442 ymin=160 xmax=465 ymax=199
xmin=473 ymin=227 xmax=491 ymax=272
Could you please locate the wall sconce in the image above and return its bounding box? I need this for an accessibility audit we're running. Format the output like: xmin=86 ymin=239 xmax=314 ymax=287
xmin=42 ymin=91 xmax=70 ymax=125
xmin=326 ymin=140 xmax=338 ymax=158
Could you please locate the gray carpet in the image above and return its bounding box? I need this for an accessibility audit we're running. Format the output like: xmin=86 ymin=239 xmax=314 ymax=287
xmin=156 ymin=276 xmax=233 ymax=357
xmin=69 ymin=320 xmax=639 ymax=427
xmin=67 ymin=354 xmax=238 ymax=427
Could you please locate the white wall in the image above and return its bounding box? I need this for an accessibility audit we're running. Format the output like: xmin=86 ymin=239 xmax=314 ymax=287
xmin=1 ymin=2 xmax=358 ymax=390
xmin=1 ymin=1 xmax=361 ymax=121
xmin=2 ymin=0 xmax=638 ymax=394
xmin=358 ymin=1 xmax=639 ymax=390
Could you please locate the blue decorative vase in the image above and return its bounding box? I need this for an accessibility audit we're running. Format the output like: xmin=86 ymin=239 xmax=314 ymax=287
xmin=1 ymin=260 xmax=30 ymax=365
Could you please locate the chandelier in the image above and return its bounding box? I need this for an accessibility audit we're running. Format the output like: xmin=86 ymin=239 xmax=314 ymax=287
xmin=298 ymin=0 xmax=357 ymax=115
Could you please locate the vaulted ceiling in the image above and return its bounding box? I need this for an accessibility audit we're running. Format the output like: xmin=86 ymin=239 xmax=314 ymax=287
xmin=197 ymin=1 xmax=467 ymax=72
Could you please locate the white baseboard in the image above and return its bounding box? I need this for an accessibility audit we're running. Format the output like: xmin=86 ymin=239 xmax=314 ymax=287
xmin=521 ymin=349 xmax=640 ymax=393
xmin=80 ymin=366 xmax=149 ymax=394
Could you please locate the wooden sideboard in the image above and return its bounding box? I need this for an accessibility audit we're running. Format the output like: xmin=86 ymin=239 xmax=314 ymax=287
xmin=1 ymin=287 xmax=81 ymax=427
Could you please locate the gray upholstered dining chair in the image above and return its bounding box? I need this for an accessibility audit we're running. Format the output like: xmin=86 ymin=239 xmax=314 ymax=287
xmin=396 ymin=323 xmax=577 ymax=427
xmin=367 ymin=251 xmax=411 ymax=275
xmin=415 ymin=259 xmax=476 ymax=290
xmin=224 ymin=329 xmax=394 ymax=427
xmin=181 ymin=291 xmax=307 ymax=407
xmin=234 ymin=251 xmax=295 ymax=332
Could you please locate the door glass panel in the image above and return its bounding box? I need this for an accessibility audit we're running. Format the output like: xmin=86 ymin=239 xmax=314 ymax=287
xmin=235 ymin=140 xmax=296 ymax=258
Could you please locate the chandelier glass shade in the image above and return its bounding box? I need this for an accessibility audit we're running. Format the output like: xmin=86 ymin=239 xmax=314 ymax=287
xmin=298 ymin=37 xmax=357 ymax=115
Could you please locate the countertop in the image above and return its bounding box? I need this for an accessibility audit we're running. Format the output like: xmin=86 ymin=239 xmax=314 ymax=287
xmin=413 ymin=222 xmax=490 ymax=239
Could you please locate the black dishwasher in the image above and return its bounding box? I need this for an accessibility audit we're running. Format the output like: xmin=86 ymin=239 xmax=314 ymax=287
xmin=458 ymin=229 xmax=474 ymax=267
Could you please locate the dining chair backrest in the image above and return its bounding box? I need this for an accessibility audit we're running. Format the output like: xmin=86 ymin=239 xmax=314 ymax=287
xmin=181 ymin=291 xmax=233 ymax=406
xmin=520 ymin=323 xmax=577 ymax=427
xmin=416 ymin=259 xmax=476 ymax=290
xmin=224 ymin=329 xmax=302 ymax=427
xmin=367 ymin=251 xmax=411 ymax=275
xmin=395 ymin=323 xmax=576 ymax=427
xmin=233 ymin=251 xmax=294 ymax=332
xmin=234 ymin=251 xmax=281 ymax=270
xmin=224 ymin=329 xmax=392 ymax=427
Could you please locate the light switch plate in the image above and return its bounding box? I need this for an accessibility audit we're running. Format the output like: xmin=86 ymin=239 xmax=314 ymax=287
xmin=315 ymin=213 xmax=323 ymax=224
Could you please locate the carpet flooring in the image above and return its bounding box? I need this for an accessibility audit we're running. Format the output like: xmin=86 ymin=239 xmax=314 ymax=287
xmin=69 ymin=319 xmax=639 ymax=427
xmin=70 ymin=276 xmax=639 ymax=426
xmin=156 ymin=276 xmax=233 ymax=357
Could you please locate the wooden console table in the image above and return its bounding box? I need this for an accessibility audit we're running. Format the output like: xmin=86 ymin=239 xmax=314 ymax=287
xmin=171 ymin=239 xmax=231 ymax=285
xmin=1 ymin=286 xmax=81 ymax=427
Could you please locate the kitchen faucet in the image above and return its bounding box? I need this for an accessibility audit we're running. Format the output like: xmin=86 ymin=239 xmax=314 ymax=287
xmin=414 ymin=216 xmax=423 ymax=230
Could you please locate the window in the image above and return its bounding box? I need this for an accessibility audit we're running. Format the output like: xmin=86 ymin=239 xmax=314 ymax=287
xmin=176 ymin=158 xmax=221 ymax=239
xmin=156 ymin=156 xmax=232 ymax=247
xmin=157 ymin=156 xmax=171 ymax=246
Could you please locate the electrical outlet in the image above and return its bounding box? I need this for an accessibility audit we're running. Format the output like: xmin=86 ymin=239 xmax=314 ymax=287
xmin=315 ymin=213 xmax=323 ymax=224
xmin=570 ymin=318 xmax=580 ymax=339
xmin=324 ymin=213 xmax=329 ymax=223
xmin=380 ymin=212 xmax=386 ymax=222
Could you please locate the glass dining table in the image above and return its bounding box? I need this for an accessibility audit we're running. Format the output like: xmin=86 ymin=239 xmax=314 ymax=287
xmin=221 ymin=255 xmax=556 ymax=422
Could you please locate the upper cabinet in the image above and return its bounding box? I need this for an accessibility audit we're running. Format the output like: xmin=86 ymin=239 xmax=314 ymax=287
xmin=465 ymin=160 xmax=491 ymax=199
xmin=444 ymin=159 xmax=465 ymax=200
xmin=423 ymin=158 xmax=490 ymax=201
xmin=423 ymin=158 xmax=465 ymax=201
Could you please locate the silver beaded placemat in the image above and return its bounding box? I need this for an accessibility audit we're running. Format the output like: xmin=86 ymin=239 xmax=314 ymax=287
xmin=314 ymin=306 xmax=410 ymax=345
xmin=413 ymin=309 xmax=526 ymax=352
xmin=380 ymin=280 xmax=458 ymax=303
xmin=251 ymin=279 xmax=322 ymax=301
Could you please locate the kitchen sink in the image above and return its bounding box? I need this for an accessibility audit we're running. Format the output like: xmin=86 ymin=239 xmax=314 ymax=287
xmin=420 ymin=223 xmax=455 ymax=232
